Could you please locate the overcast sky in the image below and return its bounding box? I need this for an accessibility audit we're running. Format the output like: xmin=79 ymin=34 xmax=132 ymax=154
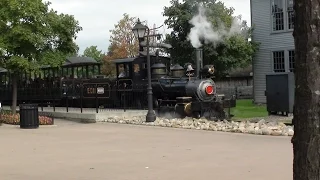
xmin=49 ymin=0 xmax=251 ymax=55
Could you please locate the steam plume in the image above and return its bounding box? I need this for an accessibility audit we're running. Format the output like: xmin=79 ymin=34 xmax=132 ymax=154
xmin=187 ymin=4 xmax=244 ymax=48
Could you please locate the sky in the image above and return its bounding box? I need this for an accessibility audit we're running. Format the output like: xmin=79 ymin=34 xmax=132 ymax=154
xmin=48 ymin=0 xmax=251 ymax=55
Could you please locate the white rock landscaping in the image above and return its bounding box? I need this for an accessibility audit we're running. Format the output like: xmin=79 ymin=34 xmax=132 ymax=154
xmin=101 ymin=116 xmax=294 ymax=136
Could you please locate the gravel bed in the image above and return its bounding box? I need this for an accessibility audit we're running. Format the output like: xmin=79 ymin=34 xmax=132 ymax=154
xmin=100 ymin=116 xmax=294 ymax=136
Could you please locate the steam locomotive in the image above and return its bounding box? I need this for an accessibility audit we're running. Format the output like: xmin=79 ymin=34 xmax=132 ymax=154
xmin=150 ymin=48 xmax=229 ymax=119
xmin=0 ymin=48 xmax=235 ymax=120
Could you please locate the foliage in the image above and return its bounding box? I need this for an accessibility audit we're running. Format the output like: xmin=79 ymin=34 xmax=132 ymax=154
xmin=83 ymin=45 xmax=105 ymax=62
xmin=0 ymin=0 xmax=82 ymax=113
xmin=108 ymin=13 xmax=139 ymax=58
xmin=0 ymin=0 xmax=82 ymax=71
xmin=0 ymin=110 xmax=54 ymax=125
xmin=102 ymin=42 xmax=128 ymax=77
xmin=162 ymin=0 xmax=259 ymax=78
xmin=101 ymin=13 xmax=140 ymax=77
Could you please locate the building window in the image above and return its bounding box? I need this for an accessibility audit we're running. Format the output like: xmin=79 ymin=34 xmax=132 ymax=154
xmin=287 ymin=0 xmax=294 ymax=29
xmin=273 ymin=51 xmax=285 ymax=72
xmin=272 ymin=0 xmax=284 ymax=31
xmin=289 ymin=50 xmax=295 ymax=72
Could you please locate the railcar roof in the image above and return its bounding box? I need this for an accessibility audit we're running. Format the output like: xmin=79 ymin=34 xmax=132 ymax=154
xmin=112 ymin=58 xmax=136 ymax=63
xmin=62 ymin=56 xmax=100 ymax=66
xmin=0 ymin=67 xmax=7 ymax=73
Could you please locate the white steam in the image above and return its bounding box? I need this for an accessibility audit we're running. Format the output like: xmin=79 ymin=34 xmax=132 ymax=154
xmin=187 ymin=5 xmax=245 ymax=48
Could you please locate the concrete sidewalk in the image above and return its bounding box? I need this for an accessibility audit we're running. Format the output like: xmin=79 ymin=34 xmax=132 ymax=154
xmin=0 ymin=119 xmax=293 ymax=180
xmin=1 ymin=105 xmax=148 ymax=123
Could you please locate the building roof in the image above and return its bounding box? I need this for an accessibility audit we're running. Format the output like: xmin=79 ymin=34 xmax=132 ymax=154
xmin=226 ymin=65 xmax=253 ymax=77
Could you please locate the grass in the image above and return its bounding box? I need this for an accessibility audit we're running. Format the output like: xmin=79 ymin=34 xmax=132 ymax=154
xmin=228 ymin=99 xmax=268 ymax=120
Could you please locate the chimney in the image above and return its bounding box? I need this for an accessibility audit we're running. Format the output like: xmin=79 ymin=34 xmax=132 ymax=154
xmin=195 ymin=48 xmax=203 ymax=78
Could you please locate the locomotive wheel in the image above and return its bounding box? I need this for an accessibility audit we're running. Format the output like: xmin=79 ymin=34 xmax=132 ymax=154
xmin=203 ymin=102 xmax=226 ymax=121
xmin=192 ymin=111 xmax=201 ymax=119
xmin=174 ymin=104 xmax=186 ymax=119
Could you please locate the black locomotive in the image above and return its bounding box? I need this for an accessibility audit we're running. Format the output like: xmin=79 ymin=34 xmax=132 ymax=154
xmin=150 ymin=48 xmax=229 ymax=119
xmin=0 ymin=48 xmax=235 ymax=120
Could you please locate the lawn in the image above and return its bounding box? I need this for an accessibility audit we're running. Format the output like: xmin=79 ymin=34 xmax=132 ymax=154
xmin=228 ymin=99 xmax=268 ymax=119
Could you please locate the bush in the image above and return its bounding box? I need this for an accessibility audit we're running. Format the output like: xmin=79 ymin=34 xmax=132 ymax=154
xmin=0 ymin=110 xmax=54 ymax=125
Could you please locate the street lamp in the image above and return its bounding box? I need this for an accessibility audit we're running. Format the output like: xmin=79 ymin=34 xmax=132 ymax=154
xmin=132 ymin=18 xmax=146 ymax=52
xmin=132 ymin=18 xmax=156 ymax=122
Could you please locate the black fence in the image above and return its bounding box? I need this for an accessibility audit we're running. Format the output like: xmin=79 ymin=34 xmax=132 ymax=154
xmin=0 ymin=86 xmax=150 ymax=114
xmin=0 ymin=85 xmax=239 ymax=114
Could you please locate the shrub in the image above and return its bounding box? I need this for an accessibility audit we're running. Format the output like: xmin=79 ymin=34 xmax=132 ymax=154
xmin=0 ymin=110 xmax=54 ymax=125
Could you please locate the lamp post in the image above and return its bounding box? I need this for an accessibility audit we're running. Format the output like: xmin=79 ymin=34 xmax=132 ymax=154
xmin=132 ymin=18 xmax=156 ymax=122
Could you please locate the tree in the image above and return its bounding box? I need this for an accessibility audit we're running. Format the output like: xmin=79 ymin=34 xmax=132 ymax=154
xmin=83 ymin=45 xmax=104 ymax=62
xmin=162 ymin=0 xmax=259 ymax=78
xmin=101 ymin=42 xmax=128 ymax=77
xmin=109 ymin=13 xmax=139 ymax=58
xmin=101 ymin=13 xmax=141 ymax=77
xmin=291 ymin=0 xmax=320 ymax=180
xmin=0 ymin=0 xmax=82 ymax=113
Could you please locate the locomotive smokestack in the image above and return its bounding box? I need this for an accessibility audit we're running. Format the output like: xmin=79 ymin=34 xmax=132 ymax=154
xmin=195 ymin=48 xmax=203 ymax=78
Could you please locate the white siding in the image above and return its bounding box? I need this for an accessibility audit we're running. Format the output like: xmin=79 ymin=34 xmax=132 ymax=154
xmin=251 ymin=0 xmax=294 ymax=103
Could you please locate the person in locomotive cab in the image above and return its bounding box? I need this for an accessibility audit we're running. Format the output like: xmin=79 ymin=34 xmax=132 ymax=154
xmin=118 ymin=71 xmax=126 ymax=78
xmin=118 ymin=64 xmax=126 ymax=78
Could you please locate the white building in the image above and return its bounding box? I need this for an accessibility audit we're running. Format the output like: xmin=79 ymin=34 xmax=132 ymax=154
xmin=250 ymin=0 xmax=295 ymax=103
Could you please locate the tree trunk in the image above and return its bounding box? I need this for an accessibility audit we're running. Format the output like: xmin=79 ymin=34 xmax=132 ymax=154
xmin=11 ymin=74 xmax=17 ymax=114
xmin=292 ymin=0 xmax=320 ymax=180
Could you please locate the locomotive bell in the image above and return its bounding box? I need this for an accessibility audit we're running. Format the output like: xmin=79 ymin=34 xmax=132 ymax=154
xmin=186 ymin=64 xmax=194 ymax=72
xmin=185 ymin=63 xmax=195 ymax=78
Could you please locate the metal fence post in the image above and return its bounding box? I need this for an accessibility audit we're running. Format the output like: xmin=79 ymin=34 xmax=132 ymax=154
xmin=41 ymin=86 xmax=43 ymax=112
xmin=80 ymin=84 xmax=83 ymax=113
xmin=53 ymin=88 xmax=56 ymax=112
xmin=123 ymin=91 xmax=126 ymax=112
xmin=95 ymin=84 xmax=98 ymax=113
xmin=66 ymin=86 xmax=69 ymax=113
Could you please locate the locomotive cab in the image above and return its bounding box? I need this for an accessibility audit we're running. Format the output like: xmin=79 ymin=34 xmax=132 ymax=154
xmin=113 ymin=57 xmax=148 ymax=89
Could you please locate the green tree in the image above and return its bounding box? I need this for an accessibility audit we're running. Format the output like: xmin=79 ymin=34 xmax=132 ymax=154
xmin=83 ymin=45 xmax=104 ymax=62
xmin=162 ymin=0 xmax=259 ymax=78
xmin=292 ymin=0 xmax=320 ymax=179
xmin=0 ymin=0 xmax=82 ymax=113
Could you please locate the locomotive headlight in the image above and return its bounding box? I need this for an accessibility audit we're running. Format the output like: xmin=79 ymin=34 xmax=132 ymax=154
xmin=205 ymin=85 xmax=214 ymax=95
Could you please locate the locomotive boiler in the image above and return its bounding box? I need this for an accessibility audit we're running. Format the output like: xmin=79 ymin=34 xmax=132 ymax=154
xmin=150 ymin=48 xmax=227 ymax=120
